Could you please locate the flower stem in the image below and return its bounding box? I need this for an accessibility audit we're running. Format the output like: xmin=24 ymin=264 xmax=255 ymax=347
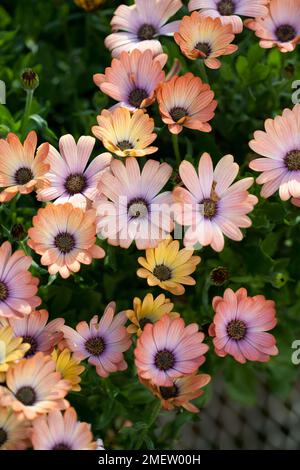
xmin=21 ymin=89 xmax=34 ymax=138
xmin=134 ymin=400 xmax=161 ymax=450
xmin=172 ymin=133 xmax=181 ymax=167
xmin=198 ymin=60 xmax=209 ymax=83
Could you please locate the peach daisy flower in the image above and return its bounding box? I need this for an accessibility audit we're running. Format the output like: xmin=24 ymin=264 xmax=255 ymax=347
xmin=27 ymin=203 xmax=105 ymax=279
xmin=37 ymin=134 xmax=112 ymax=209
xmin=0 ymin=241 xmax=41 ymax=319
xmin=0 ymin=353 xmax=71 ymax=420
xmin=61 ymin=302 xmax=131 ymax=378
xmin=137 ymin=237 xmax=201 ymax=295
xmin=173 ymin=153 xmax=258 ymax=252
xmin=140 ymin=372 xmax=211 ymax=412
xmin=92 ymin=108 xmax=158 ymax=157
xmin=174 ymin=13 xmax=238 ymax=69
xmin=95 ymin=157 xmax=173 ymax=250
xmin=1 ymin=310 xmax=64 ymax=358
xmin=245 ymin=0 xmax=300 ymax=53
xmin=126 ymin=293 xmax=179 ymax=336
xmin=0 ymin=326 xmax=30 ymax=382
xmin=105 ymin=0 xmax=183 ymax=57
xmin=135 ymin=314 xmax=209 ymax=386
xmin=0 ymin=131 xmax=49 ymax=202
xmin=249 ymin=104 xmax=300 ymax=201
xmin=32 ymin=407 xmax=97 ymax=450
xmin=156 ymin=73 xmax=217 ymax=134
xmin=291 ymin=197 xmax=300 ymax=208
xmin=94 ymin=49 xmax=166 ymax=111
xmin=189 ymin=0 xmax=268 ymax=34
xmin=0 ymin=407 xmax=31 ymax=450
xmin=51 ymin=348 xmax=85 ymax=392
xmin=209 ymin=287 xmax=278 ymax=363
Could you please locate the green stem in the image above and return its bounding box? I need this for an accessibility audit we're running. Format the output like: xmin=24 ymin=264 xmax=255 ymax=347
xmin=134 ymin=400 xmax=161 ymax=450
xmin=172 ymin=133 xmax=181 ymax=167
xmin=198 ymin=60 xmax=209 ymax=83
xmin=21 ymin=89 xmax=34 ymax=138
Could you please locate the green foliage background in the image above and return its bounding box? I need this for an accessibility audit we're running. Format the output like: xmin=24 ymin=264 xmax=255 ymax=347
xmin=0 ymin=0 xmax=300 ymax=449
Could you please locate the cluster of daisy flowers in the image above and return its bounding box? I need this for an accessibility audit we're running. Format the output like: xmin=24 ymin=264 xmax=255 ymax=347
xmin=1 ymin=0 xmax=299 ymax=451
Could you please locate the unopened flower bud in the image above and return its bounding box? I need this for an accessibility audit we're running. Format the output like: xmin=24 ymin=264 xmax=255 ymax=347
xmin=210 ymin=266 xmax=230 ymax=286
xmin=11 ymin=223 xmax=26 ymax=241
xmin=74 ymin=0 xmax=106 ymax=11
xmin=20 ymin=69 xmax=39 ymax=91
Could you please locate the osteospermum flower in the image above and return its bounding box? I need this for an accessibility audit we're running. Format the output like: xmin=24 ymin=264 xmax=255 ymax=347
xmin=92 ymin=108 xmax=158 ymax=157
xmin=189 ymin=0 xmax=268 ymax=34
xmin=94 ymin=49 xmax=166 ymax=111
xmin=0 ymin=353 xmax=71 ymax=420
xmin=141 ymin=372 xmax=211 ymax=412
xmin=95 ymin=157 xmax=173 ymax=249
xmin=137 ymin=237 xmax=201 ymax=295
xmin=105 ymin=0 xmax=183 ymax=57
xmin=0 ymin=326 xmax=30 ymax=382
xmin=28 ymin=203 xmax=105 ymax=279
xmin=173 ymin=153 xmax=258 ymax=252
xmin=249 ymin=104 xmax=300 ymax=201
xmin=156 ymin=73 xmax=217 ymax=134
xmin=209 ymin=287 xmax=278 ymax=363
xmin=135 ymin=314 xmax=208 ymax=386
xmin=37 ymin=134 xmax=112 ymax=209
xmin=0 ymin=241 xmax=41 ymax=319
xmin=245 ymin=0 xmax=300 ymax=52
xmin=2 ymin=310 xmax=64 ymax=358
xmin=0 ymin=131 xmax=49 ymax=202
xmin=32 ymin=407 xmax=97 ymax=450
xmin=61 ymin=302 xmax=131 ymax=378
xmin=51 ymin=348 xmax=85 ymax=392
xmin=174 ymin=13 xmax=238 ymax=69
xmin=0 ymin=407 xmax=31 ymax=450
xmin=126 ymin=293 xmax=179 ymax=336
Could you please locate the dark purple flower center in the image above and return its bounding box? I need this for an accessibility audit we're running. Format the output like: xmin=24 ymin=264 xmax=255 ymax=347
xmin=284 ymin=149 xmax=300 ymax=171
xmin=128 ymin=198 xmax=149 ymax=218
xmin=137 ymin=23 xmax=157 ymax=40
xmin=0 ymin=427 xmax=8 ymax=446
xmin=226 ymin=319 xmax=247 ymax=341
xmin=65 ymin=173 xmax=87 ymax=195
xmin=159 ymin=384 xmax=178 ymax=399
xmin=22 ymin=335 xmax=38 ymax=358
xmin=202 ymin=198 xmax=218 ymax=219
xmin=0 ymin=281 xmax=9 ymax=301
xmin=139 ymin=317 xmax=153 ymax=330
xmin=14 ymin=167 xmax=34 ymax=185
xmin=155 ymin=349 xmax=175 ymax=371
xmin=117 ymin=140 xmax=134 ymax=151
xmin=153 ymin=264 xmax=172 ymax=281
xmin=52 ymin=442 xmax=72 ymax=450
xmin=128 ymin=88 xmax=148 ymax=108
xmin=170 ymin=106 xmax=187 ymax=123
xmin=54 ymin=232 xmax=76 ymax=254
xmin=195 ymin=42 xmax=212 ymax=57
xmin=15 ymin=386 xmax=37 ymax=406
xmin=275 ymin=24 xmax=296 ymax=43
xmin=217 ymin=0 xmax=235 ymax=15
xmin=85 ymin=336 xmax=105 ymax=356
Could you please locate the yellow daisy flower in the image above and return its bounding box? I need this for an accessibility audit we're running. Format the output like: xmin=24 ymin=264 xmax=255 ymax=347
xmin=137 ymin=237 xmax=201 ymax=295
xmin=92 ymin=107 xmax=158 ymax=157
xmin=126 ymin=293 xmax=180 ymax=336
xmin=0 ymin=326 xmax=30 ymax=382
xmin=51 ymin=348 xmax=85 ymax=392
